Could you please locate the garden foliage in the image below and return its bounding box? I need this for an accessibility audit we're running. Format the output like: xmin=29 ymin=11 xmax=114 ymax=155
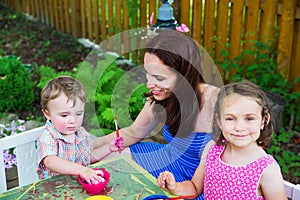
xmin=0 ymin=56 xmax=34 ymax=113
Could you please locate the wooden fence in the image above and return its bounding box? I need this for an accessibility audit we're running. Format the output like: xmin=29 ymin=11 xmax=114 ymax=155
xmin=0 ymin=0 xmax=300 ymax=91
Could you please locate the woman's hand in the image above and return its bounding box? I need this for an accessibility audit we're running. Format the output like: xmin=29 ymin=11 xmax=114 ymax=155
xmin=110 ymin=136 xmax=124 ymax=152
xmin=157 ymin=171 xmax=177 ymax=193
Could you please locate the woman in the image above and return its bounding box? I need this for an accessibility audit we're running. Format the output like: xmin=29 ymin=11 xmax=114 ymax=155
xmin=94 ymin=30 xmax=221 ymax=199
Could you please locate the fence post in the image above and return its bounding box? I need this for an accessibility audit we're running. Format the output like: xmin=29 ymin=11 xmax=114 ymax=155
xmin=70 ymin=0 xmax=80 ymax=37
xmin=259 ymin=0 xmax=278 ymax=43
xmin=203 ymin=0 xmax=215 ymax=54
xmin=277 ymin=0 xmax=297 ymax=75
xmin=215 ymin=0 xmax=229 ymax=62
xmin=192 ymin=0 xmax=202 ymax=44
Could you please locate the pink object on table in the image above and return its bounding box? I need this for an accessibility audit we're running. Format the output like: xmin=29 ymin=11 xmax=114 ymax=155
xmin=78 ymin=168 xmax=110 ymax=195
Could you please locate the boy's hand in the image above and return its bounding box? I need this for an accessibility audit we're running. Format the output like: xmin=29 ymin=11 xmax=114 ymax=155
xmin=110 ymin=136 xmax=124 ymax=152
xmin=79 ymin=168 xmax=105 ymax=185
xmin=157 ymin=171 xmax=177 ymax=192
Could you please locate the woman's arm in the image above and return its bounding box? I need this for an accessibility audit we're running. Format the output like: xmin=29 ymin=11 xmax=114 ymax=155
xmin=93 ymin=101 xmax=160 ymax=148
xmin=260 ymin=164 xmax=287 ymax=200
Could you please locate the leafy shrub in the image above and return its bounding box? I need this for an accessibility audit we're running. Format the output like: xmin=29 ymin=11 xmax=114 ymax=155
xmin=36 ymin=65 xmax=75 ymax=90
xmin=0 ymin=56 xmax=34 ymax=113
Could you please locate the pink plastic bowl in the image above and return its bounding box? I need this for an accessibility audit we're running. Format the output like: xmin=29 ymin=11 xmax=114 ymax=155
xmin=78 ymin=168 xmax=110 ymax=195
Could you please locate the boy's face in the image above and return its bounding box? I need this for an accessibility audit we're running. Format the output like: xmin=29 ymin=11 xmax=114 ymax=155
xmin=43 ymin=93 xmax=85 ymax=136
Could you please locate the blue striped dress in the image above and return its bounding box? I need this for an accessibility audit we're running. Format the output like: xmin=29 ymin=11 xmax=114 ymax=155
xmin=130 ymin=125 xmax=212 ymax=200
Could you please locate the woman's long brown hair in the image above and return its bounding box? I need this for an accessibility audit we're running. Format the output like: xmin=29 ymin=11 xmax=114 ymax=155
xmin=145 ymin=30 xmax=205 ymax=137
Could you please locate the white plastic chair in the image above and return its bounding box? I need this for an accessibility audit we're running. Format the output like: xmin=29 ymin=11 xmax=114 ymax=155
xmin=0 ymin=126 xmax=44 ymax=193
xmin=284 ymin=180 xmax=300 ymax=200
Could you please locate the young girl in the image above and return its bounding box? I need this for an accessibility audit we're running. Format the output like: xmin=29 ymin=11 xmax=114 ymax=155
xmin=36 ymin=76 xmax=124 ymax=184
xmin=157 ymin=81 xmax=287 ymax=200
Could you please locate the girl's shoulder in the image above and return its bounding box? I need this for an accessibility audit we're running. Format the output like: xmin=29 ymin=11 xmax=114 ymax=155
xmin=201 ymin=140 xmax=216 ymax=159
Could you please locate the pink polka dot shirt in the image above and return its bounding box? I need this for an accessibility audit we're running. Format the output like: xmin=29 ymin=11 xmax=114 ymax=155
xmin=204 ymin=144 xmax=277 ymax=200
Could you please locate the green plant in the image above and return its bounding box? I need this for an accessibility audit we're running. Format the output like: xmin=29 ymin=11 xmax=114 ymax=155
xmin=37 ymin=65 xmax=75 ymax=90
xmin=76 ymin=54 xmax=147 ymax=133
xmin=266 ymin=129 xmax=300 ymax=181
xmin=0 ymin=56 xmax=34 ymax=113
xmin=50 ymin=50 xmax=73 ymax=62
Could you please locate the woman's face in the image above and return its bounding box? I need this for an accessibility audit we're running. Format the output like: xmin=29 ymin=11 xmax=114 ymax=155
xmin=144 ymin=53 xmax=177 ymax=101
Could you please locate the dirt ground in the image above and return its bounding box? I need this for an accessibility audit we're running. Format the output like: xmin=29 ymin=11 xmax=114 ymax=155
xmin=0 ymin=5 xmax=91 ymax=72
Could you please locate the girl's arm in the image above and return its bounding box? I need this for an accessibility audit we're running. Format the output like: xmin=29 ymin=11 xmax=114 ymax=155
xmin=260 ymin=164 xmax=287 ymax=200
xmin=43 ymin=155 xmax=103 ymax=184
xmin=93 ymin=101 xmax=159 ymax=148
xmin=156 ymin=141 xmax=214 ymax=197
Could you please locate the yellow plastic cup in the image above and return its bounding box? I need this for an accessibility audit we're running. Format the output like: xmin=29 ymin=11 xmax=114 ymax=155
xmin=85 ymin=195 xmax=114 ymax=200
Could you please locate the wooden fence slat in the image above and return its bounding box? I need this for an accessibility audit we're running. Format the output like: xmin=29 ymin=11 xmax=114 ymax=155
xmin=203 ymin=0 xmax=215 ymax=54
xmin=48 ymin=0 xmax=54 ymax=28
xmin=100 ymin=0 xmax=107 ymax=41
xmin=93 ymin=0 xmax=100 ymax=43
xmin=43 ymin=0 xmax=49 ymax=25
xmin=259 ymin=0 xmax=278 ymax=43
xmin=149 ymin=0 xmax=157 ymax=27
xmin=290 ymin=19 xmax=300 ymax=92
xmin=53 ymin=0 xmax=60 ymax=30
xmin=108 ymin=0 xmax=113 ymax=36
xmin=80 ymin=0 xmax=86 ymax=38
xmin=180 ymin=0 xmax=190 ymax=28
xmin=64 ymin=0 xmax=71 ymax=34
xmin=70 ymin=0 xmax=80 ymax=37
xmin=123 ymin=0 xmax=129 ymax=58
xmin=215 ymin=0 xmax=230 ymax=61
xmin=87 ymin=0 xmax=93 ymax=40
xmin=229 ymin=0 xmax=243 ymax=60
xmin=21 ymin=0 xmax=26 ymax=13
xmin=115 ymin=0 xmax=121 ymax=32
xmin=114 ymin=0 xmax=122 ymax=54
xmin=107 ymin=0 xmax=114 ymax=50
xmin=36 ymin=0 xmax=41 ymax=20
xmin=243 ymin=0 xmax=260 ymax=51
xmin=277 ymin=0 xmax=297 ymax=74
xmin=140 ymin=0 xmax=147 ymax=28
xmin=192 ymin=0 xmax=202 ymax=44
xmin=59 ymin=0 xmax=65 ymax=32
xmin=39 ymin=0 xmax=44 ymax=23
